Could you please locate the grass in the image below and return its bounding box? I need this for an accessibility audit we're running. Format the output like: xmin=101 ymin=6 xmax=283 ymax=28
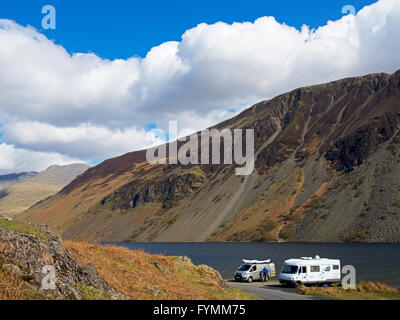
xmin=0 ymin=265 xmax=29 ymax=300
xmin=0 ymin=218 xmax=48 ymax=241
xmin=73 ymin=284 xmax=111 ymax=300
xmin=0 ymin=264 xmax=49 ymax=300
xmin=65 ymin=241 xmax=259 ymax=300
xmin=297 ymin=282 xmax=400 ymax=300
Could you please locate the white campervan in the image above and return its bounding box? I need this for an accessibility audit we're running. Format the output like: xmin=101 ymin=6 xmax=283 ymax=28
xmin=279 ymin=255 xmax=341 ymax=287
xmin=234 ymin=259 xmax=276 ymax=283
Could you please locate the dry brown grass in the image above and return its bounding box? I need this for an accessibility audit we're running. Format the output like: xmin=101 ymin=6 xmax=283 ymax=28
xmin=356 ymin=282 xmax=399 ymax=293
xmin=298 ymin=282 xmax=400 ymax=300
xmin=0 ymin=265 xmax=50 ymax=300
xmin=65 ymin=241 xmax=257 ymax=300
xmin=0 ymin=266 xmax=29 ymax=300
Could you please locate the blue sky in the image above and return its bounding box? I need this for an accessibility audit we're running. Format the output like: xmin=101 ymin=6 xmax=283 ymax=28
xmin=0 ymin=0 xmax=376 ymax=59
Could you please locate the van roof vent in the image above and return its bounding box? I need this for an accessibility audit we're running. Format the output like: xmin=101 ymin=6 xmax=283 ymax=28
xmin=315 ymin=255 xmax=320 ymax=259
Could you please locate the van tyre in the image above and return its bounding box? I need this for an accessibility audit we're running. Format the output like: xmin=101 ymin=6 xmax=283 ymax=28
xmin=247 ymin=277 xmax=253 ymax=283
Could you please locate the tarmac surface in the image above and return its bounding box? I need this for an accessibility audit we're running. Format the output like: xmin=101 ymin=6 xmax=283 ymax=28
xmin=228 ymin=281 xmax=330 ymax=300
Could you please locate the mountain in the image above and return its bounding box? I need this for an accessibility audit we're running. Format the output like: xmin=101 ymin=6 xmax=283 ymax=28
xmin=0 ymin=172 xmax=38 ymax=190
xmin=0 ymin=164 xmax=90 ymax=217
xmin=29 ymin=164 xmax=91 ymax=185
xmin=19 ymin=70 xmax=400 ymax=242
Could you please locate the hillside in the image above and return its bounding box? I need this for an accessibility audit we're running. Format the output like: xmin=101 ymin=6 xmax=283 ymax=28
xmin=0 ymin=218 xmax=253 ymax=300
xmin=0 ymin=172 xmax=38 ymax=191
xmin=19 ymin=70 xmax=400 ymax=242
xmin=0 ymin=164 xmax=90 ymax=217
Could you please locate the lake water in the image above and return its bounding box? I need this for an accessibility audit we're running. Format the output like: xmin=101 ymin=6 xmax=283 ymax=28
xmin=106 ymin=242 xmax=400 ymax=289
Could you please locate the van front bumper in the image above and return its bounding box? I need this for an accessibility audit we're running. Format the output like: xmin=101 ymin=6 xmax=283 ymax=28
xmin=234 ymin=274 xmax=248 ymax=281
xmin=279 ymin=279 xmax=296 ymax=286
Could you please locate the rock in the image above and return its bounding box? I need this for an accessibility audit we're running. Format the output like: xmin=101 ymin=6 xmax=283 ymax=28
xmin=145 ymin=285 xmax=159 ymax=297
xmin=81 ymin=263 xmax=110 ymax=292
xmin=0 ymin=221 xmax=123 ymax=300
xmin=150 ymin=261 xmax=163 ymax=272
xmin=3 ymin=263 xmax=23 ymax=278
xmin=198 ymin=264 xmax=229 ymax=289
xmin=179 ymin=256 xmax=192 ymax=263
xmin=111 ymin=292 xmax=125 ymax=300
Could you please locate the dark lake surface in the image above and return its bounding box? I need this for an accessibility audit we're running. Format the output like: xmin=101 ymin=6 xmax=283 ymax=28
xmin=106 ymin=242 xmax=400 ymax=288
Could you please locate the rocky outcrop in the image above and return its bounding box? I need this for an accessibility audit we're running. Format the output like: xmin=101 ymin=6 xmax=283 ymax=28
xmin=325 ymin=113 xmax=400 ymax=172
xmin=0 ymin=219 xmax=123 ymax=299
xmin=99 ymin=172 xmax=208 ymax=211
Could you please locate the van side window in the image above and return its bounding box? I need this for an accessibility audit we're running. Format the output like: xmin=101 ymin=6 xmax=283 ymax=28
xmin=325 ymin=266 xmax=331 ymax=272
xmin=333 ymin=265 xmax=339 ymax=270
xmin=310 ymin=266 xmax=320 ymax=272
xmin=251 ymin=266 xmax=256 ymax=272
xmin=302 ymin=267 xmax=307 ymax=273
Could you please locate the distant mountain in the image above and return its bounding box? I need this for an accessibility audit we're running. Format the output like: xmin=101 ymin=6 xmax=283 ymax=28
xmin=0 ymin=172 xmax=38 ymax=190
xmin=19 ymin=70 xmax=400 ymax=242
xmin=0 ymin=164 xmax=90 ymax=217
xmin=30 ymin=164 xmax=91 ymax=185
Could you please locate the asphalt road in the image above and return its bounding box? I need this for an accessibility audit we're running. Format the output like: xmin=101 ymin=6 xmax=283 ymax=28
xmin=228 ymin=281 xmax=329 ymax=300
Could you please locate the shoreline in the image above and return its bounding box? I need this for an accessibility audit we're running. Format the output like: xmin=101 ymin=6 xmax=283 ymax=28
xmin=102 ymin=241 xmax=400 ymax=290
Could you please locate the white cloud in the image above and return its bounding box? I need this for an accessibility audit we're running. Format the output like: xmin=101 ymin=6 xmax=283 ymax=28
xmin=0 ymin=0 xmax=399 ymax=173
xmin=2 ymin=122 xmax=165 ymax=160
xmin=0 ymin=143 xmax=82 ymax=174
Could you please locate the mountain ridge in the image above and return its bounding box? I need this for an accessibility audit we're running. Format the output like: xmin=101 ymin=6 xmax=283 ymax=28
xmin=19 ymin=70 xmax=400 ymax=242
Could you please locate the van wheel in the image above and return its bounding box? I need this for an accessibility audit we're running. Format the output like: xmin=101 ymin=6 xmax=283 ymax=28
xmin=294 ymin=282 xmax=301 ymax=288
xmin=247 ymin=277 xmax=253 ymax=283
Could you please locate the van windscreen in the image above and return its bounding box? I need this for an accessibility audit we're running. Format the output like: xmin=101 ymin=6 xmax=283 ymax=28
xmin=238 ymin=264 xmax=251 ymax=271
xmin=282 ymin=264 xmax=299 ymax=274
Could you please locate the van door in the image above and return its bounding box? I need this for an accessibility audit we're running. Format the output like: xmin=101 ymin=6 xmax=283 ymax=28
xmin=299 ymin=266 xmax=308 ymax=283
xmin=321 ymin=265 xmax=330 ymax=282
xmin=249 ymin=265 xmax=257 ymax=280
xmin=332 ymin=264 xmax=340 ymax=281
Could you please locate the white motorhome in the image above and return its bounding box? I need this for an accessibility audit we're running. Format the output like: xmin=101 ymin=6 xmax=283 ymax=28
xmin=279 ymin=256 xmax=341 ymax=287
xmin=234 ymin=259 xmax=276 ymax=283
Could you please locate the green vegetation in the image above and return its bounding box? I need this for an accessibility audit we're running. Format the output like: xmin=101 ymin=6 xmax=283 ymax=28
xmin=391 ymin=200 xmax=400 ymax=207
xmin=0 ymin=218 xmax=48 ymax=241
xmin=290 ymin=206 xmax=297 ymax=213
xmin=342 ymin=229 xmax=371 ymax=242
xmin=282 ymin=213 xmax=302 ymax=222
xmin=73 ymin=284 xmax=110 ymax=300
